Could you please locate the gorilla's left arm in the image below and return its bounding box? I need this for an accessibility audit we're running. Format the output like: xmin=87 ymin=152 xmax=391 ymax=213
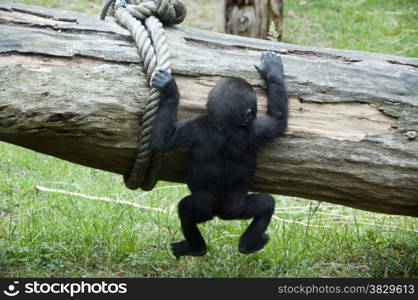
xmin=150 ymin=70 xmax=198 ymax=152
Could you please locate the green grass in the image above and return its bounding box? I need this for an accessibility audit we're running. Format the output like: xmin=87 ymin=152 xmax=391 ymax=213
xmin=283 ymin=0 xmax=418 ymax=57
xmin=1 ymin=144 xmax=417 ymax=277
xmin=1 ymin=0 xmax=417 ymax=278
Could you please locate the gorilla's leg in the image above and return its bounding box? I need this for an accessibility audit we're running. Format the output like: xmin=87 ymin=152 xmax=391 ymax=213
xmin=171 ymin=194 xmax=215 ymax=259
xmin=237 ymin=193 xmax=275 ymax=254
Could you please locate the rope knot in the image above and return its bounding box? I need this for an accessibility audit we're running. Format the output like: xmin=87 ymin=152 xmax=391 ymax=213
xmin=155 ymin=0 xmax=187 ymax=25
xmin=103 ymin=0 xmax=187 ymax=26
xmin=127 ymin=0 xmax=186 ymax=25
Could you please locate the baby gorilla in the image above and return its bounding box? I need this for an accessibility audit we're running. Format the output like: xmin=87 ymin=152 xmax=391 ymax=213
xmin=150 ymin=52 xmax=288 ymax=258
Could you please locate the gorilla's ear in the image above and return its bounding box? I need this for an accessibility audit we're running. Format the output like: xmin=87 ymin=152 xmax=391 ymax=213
xmin=245 ymin=108 xmax=253 ymax=122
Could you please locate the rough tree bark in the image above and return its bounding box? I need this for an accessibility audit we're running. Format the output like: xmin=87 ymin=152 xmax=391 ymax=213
xmin=224 ymin=0 xmax=284 ymax=40
xmin=0 ymin=2 xmax=417 ymax=217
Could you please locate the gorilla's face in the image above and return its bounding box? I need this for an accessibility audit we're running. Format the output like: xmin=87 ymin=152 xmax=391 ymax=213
xmin=207 ymin=77 xmax=257 ymax=129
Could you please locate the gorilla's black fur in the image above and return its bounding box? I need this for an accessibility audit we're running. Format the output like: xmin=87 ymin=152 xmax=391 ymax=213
xmin=150 ymin=51 xmax=288 ymax=258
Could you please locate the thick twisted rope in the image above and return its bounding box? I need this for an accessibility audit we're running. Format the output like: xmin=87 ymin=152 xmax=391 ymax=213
xmin=102 ymin=0 xmax=186 ymax=191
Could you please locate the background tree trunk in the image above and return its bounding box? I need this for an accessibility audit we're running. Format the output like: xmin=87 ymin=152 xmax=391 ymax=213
xmin=0 ymin=2 xmax=418 ymax=216
xmin=224 ymin=0 xmax=284 ymax=40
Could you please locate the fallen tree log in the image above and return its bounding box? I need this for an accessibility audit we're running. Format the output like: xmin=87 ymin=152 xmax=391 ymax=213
xmin=0 ymin=2 xmax=417 ymax=217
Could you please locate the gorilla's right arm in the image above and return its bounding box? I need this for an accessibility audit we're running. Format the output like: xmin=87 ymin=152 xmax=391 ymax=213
xmin=254 ymin=52 xmax=288 ymax=145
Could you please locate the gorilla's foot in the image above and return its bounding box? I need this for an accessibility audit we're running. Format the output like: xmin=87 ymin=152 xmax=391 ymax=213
xmin=171 ymin=240 xmax=207 ymax=259
xmin=238 ymin=234 xmax=269 ymax=254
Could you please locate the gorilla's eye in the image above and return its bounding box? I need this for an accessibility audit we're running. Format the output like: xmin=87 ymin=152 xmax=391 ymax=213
xmin=245 ymin=108 xmax=253 ymax=120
